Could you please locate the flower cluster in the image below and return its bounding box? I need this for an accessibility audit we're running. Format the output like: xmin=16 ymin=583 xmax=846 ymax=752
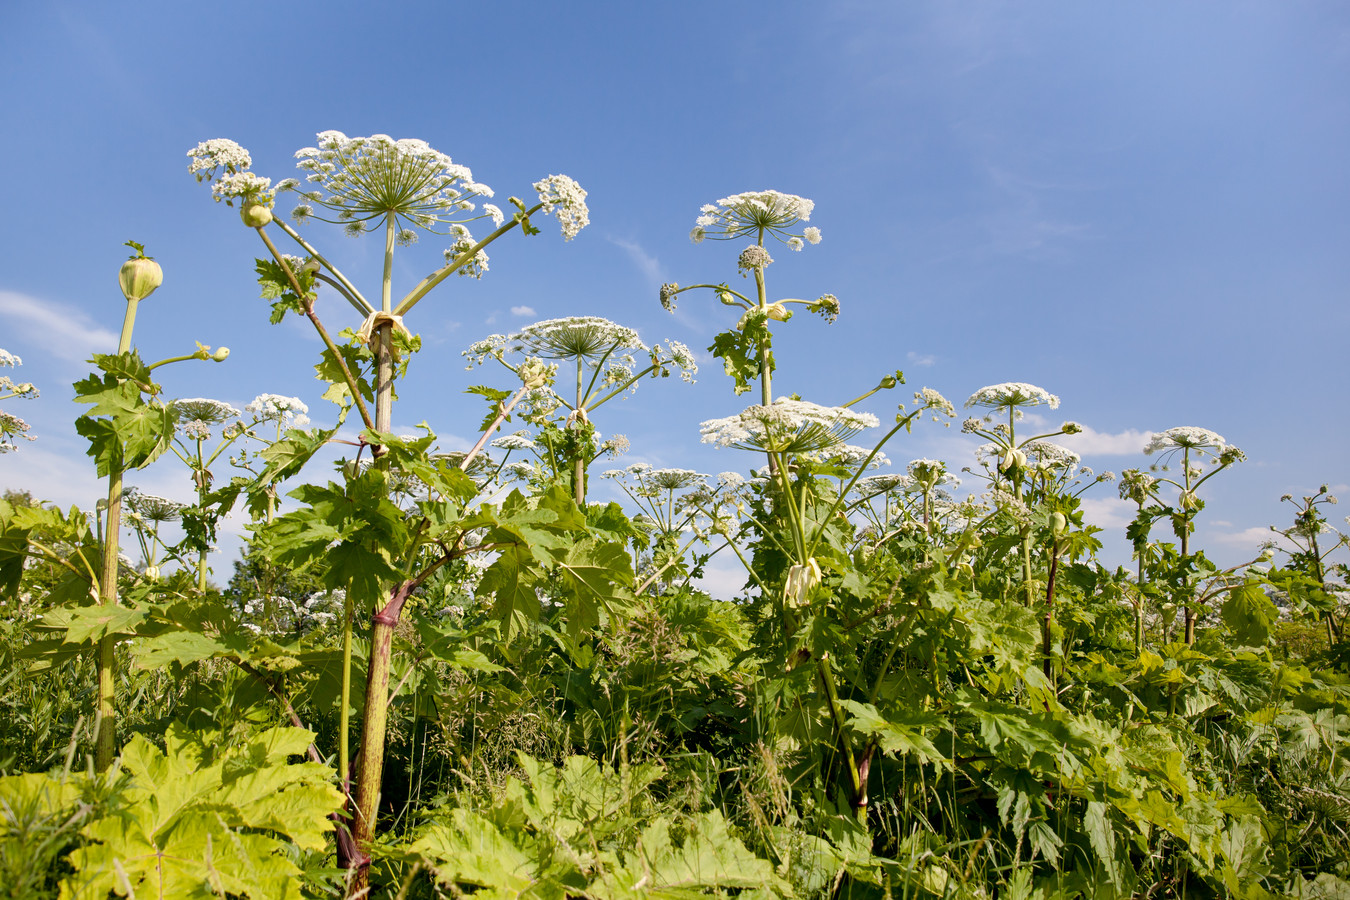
xmin=737 ymin=245 xmax=773 ymax=272
xmin=651 ymin=340 xmax=699 ymax=384
xmin=176 ymin=398 xmax=241 ymax=442
xmin=690 ymin=191 xmax=821 ymax=248
xmin=965 ymin=382 xmax=1061 ymax=416
xmin=124 ymin=488 xmax=186 ymax=524
xmin=1 ymin=348 xmax=37 ymax=453
xmin=912 ymin=387 xmax=956 ymax=420
xmin=187 ymin=139 xmax=274 ymax=206
xmin=283 ymin=131 xmax=494 ymax=238
xmin=533 ymin=175 xmax=590 ymax=241
xmin=444 ymin=225 xmax=490 ymax=278
xmin=510 ymin=317 xmax=645 ymax=361
xmin=188 ymin=139 xmax=252 ymax=181
xmin=659 ymin=283 xmax=680 ymax=312
xmin=700 ymin=398 xmax=879 ymax=454
xmin=807 ymin=294 xmax=840 ymax=323
xmin=246 ymin=394 xmax=311 ymax=429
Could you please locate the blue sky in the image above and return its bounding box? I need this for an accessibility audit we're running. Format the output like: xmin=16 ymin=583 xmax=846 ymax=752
xmin=2 ymin=2 xmax=1347 ymax=592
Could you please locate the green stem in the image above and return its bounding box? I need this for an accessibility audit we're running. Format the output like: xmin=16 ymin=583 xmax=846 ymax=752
xmin=573 ymin=358 xmax=586 ymax=506
xmin=256 ymin=228 xmax=376 ymax=432
xmin=349 ymin=581 xmax=413 ymax=893
xmin=393 ymin=205 xmax=543 ymax=317
xmin=271 ymin=218 xmax=373 ymax=314
xmin=817 ymin=656 xmax=866 ymax=822
xmin=93 ymin=298 xmax=141 ymax=771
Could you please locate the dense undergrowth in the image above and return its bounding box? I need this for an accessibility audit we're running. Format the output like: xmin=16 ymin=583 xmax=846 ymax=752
xmin=1 ymin=134 xmax=1347 ymax=899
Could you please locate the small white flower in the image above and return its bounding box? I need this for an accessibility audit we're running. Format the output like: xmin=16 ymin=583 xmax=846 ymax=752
xmin=533 ymin=174 xmax=589 ymax=240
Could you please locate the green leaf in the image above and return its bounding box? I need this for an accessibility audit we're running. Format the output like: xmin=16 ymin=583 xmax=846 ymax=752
xmin=1222 ymin=582 xmax=1278 ymax=646
xmin=838 ymin=699 xmax=949 ymax=767
xmin=56 ymin=723 xmax=342 ymax=899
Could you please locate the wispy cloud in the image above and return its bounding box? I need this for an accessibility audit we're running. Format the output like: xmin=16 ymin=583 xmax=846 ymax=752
xmin=608 ymin=236 xmax=665 ymax=284
xmin=1059 ymin=426 xmax=1152 ymax=457
xmin=979 ymin=167 xmax=1091 ymax=259
xmin=510 ymin=305 xmax=536 ymax=317
xmin=1207 ymin=526 xmax=1276 ymax=551
xmin=1078 ymin=496 xmax=1134 ymax=532
xmin=0 ymin=291 xmax=118 ymax=362
xmin=907 ymin=351 xmax=936 ymax=367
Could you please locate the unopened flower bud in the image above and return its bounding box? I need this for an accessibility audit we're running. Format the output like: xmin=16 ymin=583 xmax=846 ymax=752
xmin=999 ymin=448 xmax=1027 ymax=473
xmin=212 ymin=347 xmax=230 ymax=362
xmin=119 ymin=243 xmax=163 ymax=302
xmin=518 ymin=357 xmax=552 ymax=390
xmin=143 ymin=565 xmax=160 ymax=580
xmin=1061 ymin=421 xmax=1083 ymax=435
xmin=1050 ymin=511 xmax=1068 ymax=537
xmin=1179 ymin=490 xmax=1199 ymax=510
xmin=879 ymin=375 xmax=898 ymax=390
xmin=784 ymin=558 xmax=822 ymax=607
xmin=719 ymin=291 xmax=738 ymax=306
xmin=765 ymin=302 xmax=791 ymax=322
xmin=240 ymin=201 xmax=273 ymax=228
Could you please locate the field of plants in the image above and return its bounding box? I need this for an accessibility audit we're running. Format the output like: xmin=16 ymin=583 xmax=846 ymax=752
xmin=1 ymin=133 xmax=1348 ymax=899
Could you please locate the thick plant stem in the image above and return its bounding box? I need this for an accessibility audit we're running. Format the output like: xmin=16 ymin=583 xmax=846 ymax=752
xmin=93 ymin=298 xmax=140 ymax=771
xmin=818 ymin=657 xmax=867 ymax=824
xmin=1181 ymin=526 xmax=1195 ymax=645
xmin=1043 ymin=546 xmax=1061 ymax=683
xmin=573 ymin=358 xmax=586 ymax=506
xmin=349 ymin=581 xmax=413 ymax=895
xmin=256 ymin=228 xmax=375 ymax=431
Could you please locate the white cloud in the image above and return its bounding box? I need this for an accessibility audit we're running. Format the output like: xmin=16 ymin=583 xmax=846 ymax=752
xmin=907 ymin=351 xmax=936 ymax=367
xmin=1059 ymin=426 xmax=1152 ymax=457
xmin=510 ymin=305 xmax=536 ymax=317
xmin=1207 ymin=526 xmax=1276 ymax=552
xmin=692 ymin=559 xmax=748 ymax=602
xmin=0 ymin=290 xmax=118 ymax=362
xmin=1077 ymin=496 xmax=1134 ymax=532
xmin=608 ymin=236 xmax=664 ymax=284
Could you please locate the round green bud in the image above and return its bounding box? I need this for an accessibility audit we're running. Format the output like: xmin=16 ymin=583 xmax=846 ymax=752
xmin=240 ymin=201 xmax=273 ymax=228
xmin=119 ymin=256 xmax=163 ymax=302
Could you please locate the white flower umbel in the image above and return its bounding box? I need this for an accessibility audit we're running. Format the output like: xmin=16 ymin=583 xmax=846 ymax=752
xmin=187 ymin=139 xmax=253 ymax=184
xmin=1 ymin=347 xmax=38 ymax=451
xmin=700 ymin=398 xmax=879 ymax=455
xmin=1143 ymin=426 xmax=1229 ymax=459
xmin=124 ymin=489 xmax=186 ymax=523
xmin=691 ymin=190 xmax=818 ymax=247
xmin=177 ymin=398 xmax=242 ymax=426
xmin=533 ymin=175 xmax=590 ymax=241
xmin=965 ymin=382 xmax=1061 ymax=418
xmin=246 ymin=394 xmax=311 ymax=429
xmin=288 ymin=131 xmax=496 ymax=238
xmin=510 ymin=317 xmax=646 ymax=361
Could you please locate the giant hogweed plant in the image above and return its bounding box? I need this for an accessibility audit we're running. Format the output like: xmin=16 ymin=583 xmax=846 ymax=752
xmin=189 ymin=131 xmax=595 ymax=889
xmin=464 ymin=315 xmax=697 ymax=506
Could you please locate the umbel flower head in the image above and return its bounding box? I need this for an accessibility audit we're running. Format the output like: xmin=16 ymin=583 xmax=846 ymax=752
xmin=510 ymin=317 xmax=645 ymax=362
xmin=965 ymin=382 xmax=1061 ymax=419
xmin=1144 ymin=426 xmax=1245 ymax=468
xmin=690 ymin=190 xmax=822 ymax=249
xmin=533 ymin=175 xmax=590 ymax=241
xmin=280 ymin=131 xmax=498 ymax=239
xmin=187 ymin=139 xmax=273 ymax=207
xmin=701 ymin=398 xmax=879 ymax=454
